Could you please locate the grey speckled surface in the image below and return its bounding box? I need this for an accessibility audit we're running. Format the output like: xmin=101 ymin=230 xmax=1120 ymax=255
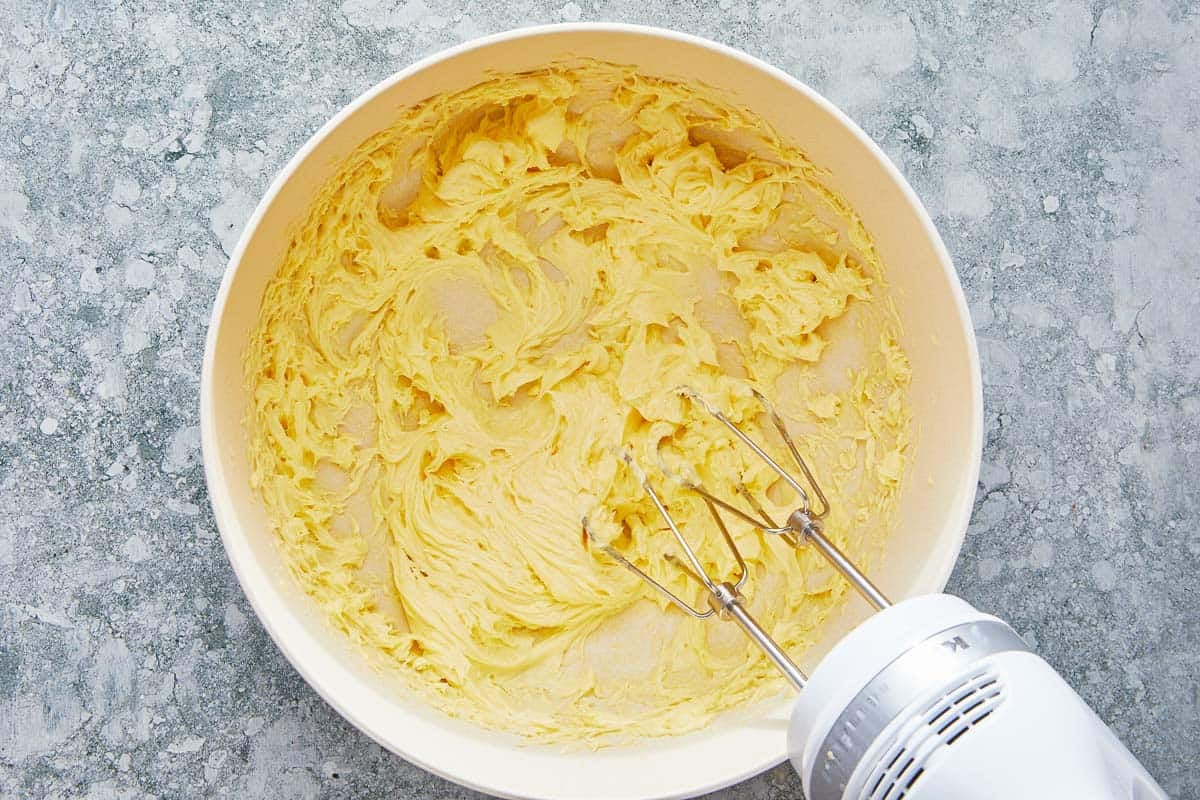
xmin=1 ymin=1 xmax=1197 ymax=798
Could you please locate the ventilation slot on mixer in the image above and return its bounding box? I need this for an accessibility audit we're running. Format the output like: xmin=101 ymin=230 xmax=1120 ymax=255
xmin=863 ymin=670 xmax=1005 ymax=800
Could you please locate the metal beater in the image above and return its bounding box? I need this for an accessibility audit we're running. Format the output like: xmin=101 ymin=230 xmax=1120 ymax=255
xmin=585 ymin=386 xmax=887 ymax=690
xmin=586 ymin=387 xmax=1166 ymax=800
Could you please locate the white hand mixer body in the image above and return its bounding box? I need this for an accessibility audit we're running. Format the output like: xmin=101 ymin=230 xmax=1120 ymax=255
xmin=588 ymin=389 xmax=1167 ymax=800
xmin=792 ymin=594 xmax=1166 ymax=800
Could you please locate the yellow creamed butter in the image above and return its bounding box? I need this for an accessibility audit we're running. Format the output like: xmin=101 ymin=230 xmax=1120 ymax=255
xmin=246 ymin=61 xmax=911 ymax=745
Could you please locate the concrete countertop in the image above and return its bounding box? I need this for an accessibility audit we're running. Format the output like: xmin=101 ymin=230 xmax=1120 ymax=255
xmin=1 ymin=1 xmax=1196 ymax=797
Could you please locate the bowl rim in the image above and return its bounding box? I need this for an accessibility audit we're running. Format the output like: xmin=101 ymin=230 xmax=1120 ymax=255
xmin=200 ymin=21 xmax=983 ymax=799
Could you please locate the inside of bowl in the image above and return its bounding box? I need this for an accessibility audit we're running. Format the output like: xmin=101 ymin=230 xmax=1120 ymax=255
xmin=204 ymin=25 xmax=979 ymax=800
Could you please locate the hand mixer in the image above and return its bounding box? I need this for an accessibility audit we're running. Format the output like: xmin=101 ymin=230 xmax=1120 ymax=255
xmin=587 ymin=388 xmax=1167 ymax=800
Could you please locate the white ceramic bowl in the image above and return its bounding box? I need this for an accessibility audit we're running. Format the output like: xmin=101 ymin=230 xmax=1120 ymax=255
xmin=201 ymin=23 xmax=982 ymax=800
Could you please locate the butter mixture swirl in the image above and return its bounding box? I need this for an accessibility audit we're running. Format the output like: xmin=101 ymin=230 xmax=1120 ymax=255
xmin=247 ymin=62 xmax=911 ymax=744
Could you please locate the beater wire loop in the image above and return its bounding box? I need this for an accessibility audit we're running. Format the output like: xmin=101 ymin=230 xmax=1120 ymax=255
xmin=584 ymin=388 xmax=899 ymax=691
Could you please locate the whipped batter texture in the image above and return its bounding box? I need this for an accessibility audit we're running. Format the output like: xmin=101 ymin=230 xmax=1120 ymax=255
xmin=246 ymin=62 xmax=911 ymax=744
